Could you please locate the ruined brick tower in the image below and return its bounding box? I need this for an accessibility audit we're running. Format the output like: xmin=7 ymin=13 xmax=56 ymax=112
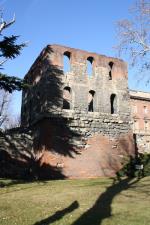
xmin=21 ymin=44 xmax=134 ymax=178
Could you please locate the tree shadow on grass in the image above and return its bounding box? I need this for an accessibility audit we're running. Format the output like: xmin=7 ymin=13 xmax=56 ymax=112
xmin=71 ymin=146 xmax=150 ymax=225
xmin=33 ymin=201 xmax=79 ymax=225
xmin=0 ymin=179 xmax=33 ymax=188
xmin=71 ymin=177 xmax=139 ymax=225
xmin=31 ymin=177 xmax=140 ymax=225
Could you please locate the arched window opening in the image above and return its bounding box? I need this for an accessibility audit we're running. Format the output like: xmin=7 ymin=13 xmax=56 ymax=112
xmin=144 ymin=106 xmax=148 ymax=114
xmin=63 ymin=87 xmax=71 ymax=109
xmin=109 ymin=61 xmax=114 ymax=80
xmin=87 ymin=57 xmax=94 ymax=78
xmin=63 ymin=51 xmax=71 ymax=73
xmin=144 ymin=120 xmax=148 ymax=131
xmin=88 ymin=90 xmax=95 ymax=112
xmin=110 ymin=94 xmax=117 ymax=114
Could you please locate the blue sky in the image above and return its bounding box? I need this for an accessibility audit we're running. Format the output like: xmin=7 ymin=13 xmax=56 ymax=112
xmin=0 ymin=0 xmax=149 ymax=116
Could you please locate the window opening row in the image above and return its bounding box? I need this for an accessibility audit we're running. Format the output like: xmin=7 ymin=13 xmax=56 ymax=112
xmin=132 ymin=105 xmax=149 ymax=114
xmin=63 ymin=52 xmax=114 ymax=79
xmin=63 ymin=87 xmax=117 ymax=114
xmin=133 ymin=120 xmax=150 ymax=131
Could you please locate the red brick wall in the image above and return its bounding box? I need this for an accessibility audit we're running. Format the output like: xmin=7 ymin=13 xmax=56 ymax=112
xmin=130 ymin=98 xmax=150 ymax=132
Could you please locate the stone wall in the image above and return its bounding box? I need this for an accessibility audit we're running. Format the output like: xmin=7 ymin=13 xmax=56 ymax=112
xmin=1 ymin=44 xmax=135 ymax=179
xmin=21 ymin=44 xmax=130 ymax=127
xmin=0 ymin=128 xmax=33 ymax=155
xmin=135 ymin=134 xmax=150 ymax=154
xmin=34 ymin=109 xmax=132 ymax=141
xmin=0 ymin=128 xmax=34 ymax=179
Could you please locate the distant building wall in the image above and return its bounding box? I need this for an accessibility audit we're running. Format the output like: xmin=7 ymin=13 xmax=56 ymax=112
xmin=130 ymin=90 xmax=150 ymax=153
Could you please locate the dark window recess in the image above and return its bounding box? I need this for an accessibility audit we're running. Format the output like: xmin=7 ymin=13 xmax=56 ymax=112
xmin=110 ymin=94 xmax=117 ymax=114
xmin=63 ymin=87 xmax=71 ymax=109
xmin=109 ymin=61 xmax=114 ymax=80
xmin=63 ymin=100 xmax=70 ymax=109
xmin=88 ymin=90 xmax=95 ymax=112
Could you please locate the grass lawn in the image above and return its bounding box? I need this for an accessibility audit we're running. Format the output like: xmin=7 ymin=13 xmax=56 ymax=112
xmin=0 ymin=177 xmax=150 ymax=225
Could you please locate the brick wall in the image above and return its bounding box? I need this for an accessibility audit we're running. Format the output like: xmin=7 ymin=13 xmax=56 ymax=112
xmin=18 ymin=44 xmax=135 ymax=178
xmin=130 ymin=90 xmax=150 ymax=153
xmin=0 ymin=44 xmax=135 ymax=179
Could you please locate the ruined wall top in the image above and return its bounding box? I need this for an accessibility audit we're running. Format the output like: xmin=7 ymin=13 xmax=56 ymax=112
xmin=24 ymin=44 xmax=127 ymax=82
xmin=47 ymin=44 xmax=126 ymax=66
xmin=22 ymin=44 xmax=130 ymax=127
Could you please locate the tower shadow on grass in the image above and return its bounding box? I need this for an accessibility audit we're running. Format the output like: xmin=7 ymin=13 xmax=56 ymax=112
xmin=33 ymin=201 xmax=79 ymax=225
xmin=32 ymin=177 xmax=140 ymax=225
xmin=71 ymin=177 xmax=139 ymax=225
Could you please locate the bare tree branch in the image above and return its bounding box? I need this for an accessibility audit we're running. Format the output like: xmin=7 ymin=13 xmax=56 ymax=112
xmin=0 ymin=11 xmax=27 ymax=92
xmin=115 ymin=0 xmax=150 ymax=82
xmin=0 ymin=90 xmax=10 ymax=128
xmin=0 ymin=58 xmax=7 ymax=66
xmin=5 ymin=114 xmax=21 ymax=130
xmin=0 ymin=13 xmax=15 ymax=33
xmin=0 ymin=90 xmax=21 ymax=130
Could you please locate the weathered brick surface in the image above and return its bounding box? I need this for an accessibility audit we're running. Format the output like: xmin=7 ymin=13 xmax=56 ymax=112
xmin=19 ymin=44 xmax=134 ymax=178
xmin=21 ymin=45 xmax=130 ymax=126
xmin=130 ymin=90 xmax=150 ymax=153
xmin=0 ymin=44 xmax=136 ymax=178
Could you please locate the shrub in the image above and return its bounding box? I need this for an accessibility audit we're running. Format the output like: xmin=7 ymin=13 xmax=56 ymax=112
xmin=117 ymin=153 xmax=150 ymax=178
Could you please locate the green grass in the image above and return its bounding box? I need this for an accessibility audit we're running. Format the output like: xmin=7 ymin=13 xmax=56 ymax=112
xmin=0 ymin=177 xmax=150 ymax=225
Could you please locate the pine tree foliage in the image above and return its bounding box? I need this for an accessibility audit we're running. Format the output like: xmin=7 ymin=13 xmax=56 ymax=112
xmin=0 ymin=13 xmax=26 ymax=92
